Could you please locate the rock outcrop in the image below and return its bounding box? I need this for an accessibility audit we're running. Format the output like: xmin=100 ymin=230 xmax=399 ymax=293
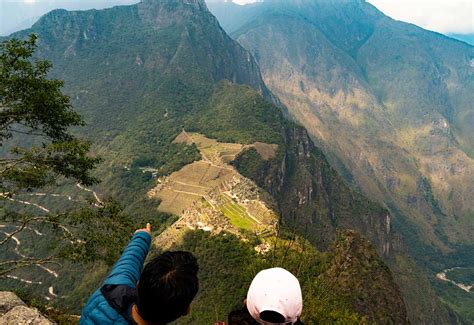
xmin=0 ymin=291 xmax=52 ymax=324
xmin=0 ymin=291 xmax=26 ymax=315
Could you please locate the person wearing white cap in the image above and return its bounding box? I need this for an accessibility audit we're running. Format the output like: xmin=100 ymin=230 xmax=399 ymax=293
xmin=245 ymin=267 xmax=303 ymax=325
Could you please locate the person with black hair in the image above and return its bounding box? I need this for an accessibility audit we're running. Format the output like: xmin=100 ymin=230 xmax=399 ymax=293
xmin=80 ymin=223 xmax=199 ymax=324
xmin=228 ymin=267 xmax=304 ymax=325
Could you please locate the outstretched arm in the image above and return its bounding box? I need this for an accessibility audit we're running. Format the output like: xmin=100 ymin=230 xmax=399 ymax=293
xmin=104 ymin=223 xmax=152 ymax=287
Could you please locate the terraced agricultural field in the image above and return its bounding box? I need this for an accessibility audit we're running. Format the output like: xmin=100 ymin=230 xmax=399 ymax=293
xmin=150 ymin=132 xmax=278 ymax=251
xmin=151 ymin=132 xmax=280 ymax=217
xmin=152 ymin=160 xmax=234 ymax=215
xmin=219 ymin=194 xmax=257 ymax=231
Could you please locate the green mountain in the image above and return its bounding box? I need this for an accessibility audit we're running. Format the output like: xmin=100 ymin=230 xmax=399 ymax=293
xmin=1 ymin=0 xmax=412 ymax=322
xmin=9 ymin=0 xmax=277 ymax=215
xmin=208 ymin=0 xmax=474 ymax=322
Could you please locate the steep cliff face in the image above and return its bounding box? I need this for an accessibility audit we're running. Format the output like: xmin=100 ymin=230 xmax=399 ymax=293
xmin=319 ymin=230 xmax=409 ymax=324
xmin=235 ymin=124 xmax=399 ymax=256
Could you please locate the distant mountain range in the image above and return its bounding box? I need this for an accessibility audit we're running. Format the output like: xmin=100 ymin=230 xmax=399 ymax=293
xmin=2 ymin=0 xmax=473 ymax=45
xmin=207 ymin=0 xmax=474 ymax=322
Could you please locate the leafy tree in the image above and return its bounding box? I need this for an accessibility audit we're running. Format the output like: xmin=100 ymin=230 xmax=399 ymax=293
xmin=0 ymin=34 xmax=131 ymax=276
xmin=1 ymin=34 xmax=99 ymax=193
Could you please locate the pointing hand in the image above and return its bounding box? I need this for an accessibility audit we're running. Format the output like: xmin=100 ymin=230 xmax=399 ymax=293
xmin=135 ymin=223 xmax=152 ymax=235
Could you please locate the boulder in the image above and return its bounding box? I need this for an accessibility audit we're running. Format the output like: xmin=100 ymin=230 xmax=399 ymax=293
xmin=0 ymin=305 xmax=53 ymax=325
xmin=0 ymin=291 xmax=26 ymax=315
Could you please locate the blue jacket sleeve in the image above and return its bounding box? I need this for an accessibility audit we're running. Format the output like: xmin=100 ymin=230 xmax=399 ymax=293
xmin=103 ymin=231 xmax=151 ymax=287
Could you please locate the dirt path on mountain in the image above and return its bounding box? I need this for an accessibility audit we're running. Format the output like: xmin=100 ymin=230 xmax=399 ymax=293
xmin=0 ymin=184 xmax=102 ymax=300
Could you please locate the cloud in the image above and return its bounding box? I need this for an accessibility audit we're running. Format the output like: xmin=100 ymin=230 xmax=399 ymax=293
xmin=367 ymin=0 xmax=473 ymax=34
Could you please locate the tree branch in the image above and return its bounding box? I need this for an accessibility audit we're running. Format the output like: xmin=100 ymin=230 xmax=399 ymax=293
xmin=0 ymin=256 xmax=58 ymax=277
xmin=0 ymin=216 xmax=51 ymax=246
xmin=7 ymin=128 xmax=46 ymax=137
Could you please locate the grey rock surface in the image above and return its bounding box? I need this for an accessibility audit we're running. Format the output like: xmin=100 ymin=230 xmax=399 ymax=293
xmin=0 ymin=305 xmax=53 ymax=324
xmin=0 ymin=291 xmax=26 ymax=315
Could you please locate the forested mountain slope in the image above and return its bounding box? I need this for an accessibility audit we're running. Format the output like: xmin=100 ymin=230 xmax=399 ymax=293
xmin=1 ymin=0 xmax=412 ymax=322
xmin=208 ymin=0 xmax=474 ymax=321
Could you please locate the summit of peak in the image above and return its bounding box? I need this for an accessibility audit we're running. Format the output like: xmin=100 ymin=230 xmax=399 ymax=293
xmin=137 ymin=0 xmax=211 ymax=28
xmin=140 ymin=0 xmax=207 ymax=9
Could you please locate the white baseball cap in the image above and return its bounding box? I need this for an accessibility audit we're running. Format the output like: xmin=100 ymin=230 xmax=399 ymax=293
xmin=246 ymin=267 xmax=303 ymax=324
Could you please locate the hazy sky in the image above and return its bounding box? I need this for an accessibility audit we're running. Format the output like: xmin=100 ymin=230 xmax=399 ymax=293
xmin=368 ymin=0 xmax=473 ymax=34
xmin=1 ymin=0 xmax=473 ymax=36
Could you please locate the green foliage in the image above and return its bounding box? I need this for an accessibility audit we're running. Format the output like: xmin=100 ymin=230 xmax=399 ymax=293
xmin=433 ymin=280 xmax=474 ymax=324
xmin=169 ymin=230 xmax=369 ymax=324
xmin=431 ymin=265 xmax=474 ymax=324
xmin=0 ymin=34 xmax=81 ymax=141
xmin=63 ymin=199 xmax=134 ymax=265
xmin=447 ymin=268 xmax=474 ymax=285
xmin=187 ymin=81 xmax=284 ymax=145
xmin=0 ymin=200 xmax=136 ymax=275
xmin=0 ymin=197 xmax=177 ymax=314
xmin=0 ymin=34 xmax=100 ymax=194
xmin=172 ymin=231 xmax=257 ymax=323
xmin=232 ymin=147 xmax=270 ymax=180
xmin=0 ymin=35 xmax=153 ymax=304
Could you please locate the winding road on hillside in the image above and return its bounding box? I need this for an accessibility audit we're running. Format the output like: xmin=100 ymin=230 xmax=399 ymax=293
xmin=0 ymin=194 xmax=51 ymax=213
xmin=1 ymin=184 xmax=103 ymax=300
xmin=0 ymin=223 xmax=59 ymax=300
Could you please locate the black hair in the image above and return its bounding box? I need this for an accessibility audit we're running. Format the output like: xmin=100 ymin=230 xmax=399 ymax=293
xmin=260 ymin=310 xmax=286 ymax=323
xmin=137 ymin=251 xmax=199 ymax=324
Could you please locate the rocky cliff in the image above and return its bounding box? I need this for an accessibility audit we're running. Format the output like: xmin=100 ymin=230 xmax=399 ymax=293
xmin=0 ymin=291 xmax=53 ymax=324
xmin=234 ymin=124 xmax=400 ymax=256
